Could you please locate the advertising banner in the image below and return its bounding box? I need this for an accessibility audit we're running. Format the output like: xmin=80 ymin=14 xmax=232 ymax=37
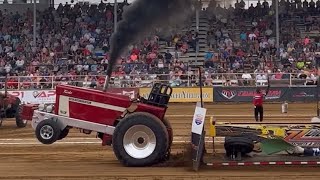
xmin=1 ymin=90 xmax=56 ymax=104
xmin=139 ymin=87 xmax=214 ymax=103
xmin=288 ymin=87 xmax=320 ymax=102
xmin=214 ymin=87 xmax=290 ymax=102
xmin=1 ymin=88 xmax=139 ymax=104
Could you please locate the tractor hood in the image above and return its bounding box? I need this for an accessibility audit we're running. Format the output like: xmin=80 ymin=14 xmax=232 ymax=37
xmin=55 ymin=85 xmax=133 ymax=109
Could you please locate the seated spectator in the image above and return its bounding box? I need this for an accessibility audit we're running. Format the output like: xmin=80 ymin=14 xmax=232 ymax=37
xmin=241 ymin=71 xmax=253 ymax=86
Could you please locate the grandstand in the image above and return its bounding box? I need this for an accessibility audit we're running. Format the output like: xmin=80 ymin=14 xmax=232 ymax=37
xmin=0 ymin=0 xmax=319 ymax=89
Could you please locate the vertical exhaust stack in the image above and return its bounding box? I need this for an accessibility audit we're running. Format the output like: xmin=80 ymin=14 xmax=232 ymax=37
xmin=105 ymin=0 xmax=196 ymax=91
xmin=102 ymin=75 xmax=111 ymax=92
xmin=4 ymin=73 xmax=8 ymax=98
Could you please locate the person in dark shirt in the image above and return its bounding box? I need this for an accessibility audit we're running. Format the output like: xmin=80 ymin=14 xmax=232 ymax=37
xmin=164 ymin=50 xmax=173 ymax=64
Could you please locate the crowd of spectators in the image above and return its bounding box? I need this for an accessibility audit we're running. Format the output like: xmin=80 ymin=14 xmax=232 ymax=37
xmin=203 ymin=0 xmax=320 ymax=87
xmin=0 ymin=1 xmax=198 ymax=89
xmin=0 ymin=0 xmax=319 ymax=90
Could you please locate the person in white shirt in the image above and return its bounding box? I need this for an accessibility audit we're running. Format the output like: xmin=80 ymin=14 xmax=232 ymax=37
xmin=259 ymin=40 xmax=268 ymax=49
xmin=256 ymin=74 xmax=263 ymax=80
xmin=89 ymin=37 xmax=95 ymax=44
xmin=71 ymin=42 xmax=79 ymax=52
xmin=242 ymin=72 xmax=252 ymax=85
xmin=281 ymin=51 xmax=288 ymax=59
xmin=76 ymin=64 xmax=83 ymax=73
xmin=84 ymin=33 xmax=91 ymax=41
xmin=248 ymin=33 xmax=257 ymax=41
xmin=83 ymin=63 xmax=89 ymax=72
xmin=101 ymin=58 xmax=108 ymax=64
xmin=4 ymin=64 xmax=12 ymax=73
xmin=16 ymin=59 xmax=25 ymax=71
xmin=86 ymin=44 xmax=94 ymax=53
xmin=242 ymin=72 xmax=252 ymax=79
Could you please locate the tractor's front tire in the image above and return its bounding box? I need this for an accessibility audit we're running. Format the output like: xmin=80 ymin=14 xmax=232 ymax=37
xmin=15 ymin=99 xmax=27 ymax=128
xmin=112 ymin=112 xmax=169 ymax=167
xmin=35 ymin=119 xmax=61 ymax=144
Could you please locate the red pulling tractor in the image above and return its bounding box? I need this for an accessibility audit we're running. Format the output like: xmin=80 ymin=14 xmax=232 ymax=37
xmin=20 ymin=83 xmax=173 ymax=167
xmin=0 ymin=74 xmax=28 ymax=128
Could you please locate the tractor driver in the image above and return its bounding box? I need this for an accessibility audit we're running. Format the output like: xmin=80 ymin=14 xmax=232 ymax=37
xmin=253 ymin=84 xmax=270 ymax=122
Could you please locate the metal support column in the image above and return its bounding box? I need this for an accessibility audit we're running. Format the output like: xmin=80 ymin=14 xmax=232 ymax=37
xmin=316 ymin=56 xmax=320 ymax=117
xmin=275 ymin=0 xmax=280 ymax=56
xmin=195 ymin=3 xmax=200 ymax=65
xmin=33 ymin=0 xmax=37 ymax=48
xmin=114 ymin=0 xmax=118 ymax=32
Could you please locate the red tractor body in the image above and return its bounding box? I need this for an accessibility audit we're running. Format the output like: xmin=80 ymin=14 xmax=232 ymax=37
xmin=22 ymin=84 xmax=168 ymax=127
xmin=20 ymin=83 xmax=173 ymax=167
xmin=55 ymin=85 xmax=133 ymax=126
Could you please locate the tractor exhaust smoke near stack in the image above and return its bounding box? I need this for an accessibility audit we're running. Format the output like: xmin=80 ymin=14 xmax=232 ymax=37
xmin=106 ymin=0 xmax=195 ymax=81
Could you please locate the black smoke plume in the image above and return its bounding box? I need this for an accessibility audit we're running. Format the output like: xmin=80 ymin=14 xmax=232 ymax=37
xmin=106 ymin=0 xmax=195 ymax=77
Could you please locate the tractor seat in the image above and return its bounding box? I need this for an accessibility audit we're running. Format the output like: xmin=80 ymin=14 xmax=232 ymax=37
xmin=143 ymin=83 xmax=172 ymax=107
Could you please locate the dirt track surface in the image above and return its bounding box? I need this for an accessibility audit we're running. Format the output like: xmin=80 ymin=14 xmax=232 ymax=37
xmin=0 ymin=103 xmax=319 ymax=179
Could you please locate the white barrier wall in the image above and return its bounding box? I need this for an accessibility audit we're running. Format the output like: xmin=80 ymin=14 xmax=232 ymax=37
xmin=0 ymin=90 xmax=56 ymax=104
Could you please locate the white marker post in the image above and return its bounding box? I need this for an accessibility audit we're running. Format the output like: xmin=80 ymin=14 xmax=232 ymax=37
xmin=191 ymin=104 xmax=207 ymax=171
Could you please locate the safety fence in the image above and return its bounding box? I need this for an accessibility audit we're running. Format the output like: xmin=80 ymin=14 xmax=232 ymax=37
xmin=0 ymin=72 xmax=317 ymax=90
xmin=1 ymin=86 xmax=319 ymax=104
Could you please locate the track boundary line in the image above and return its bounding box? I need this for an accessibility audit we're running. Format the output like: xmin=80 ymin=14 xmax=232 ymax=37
xmin=0 ymin=140 xmax=222 ymax=145
xmin=0 ymin=137 xmax=224 ymax=145
xmin=0 ymin=137 xmax=224 ymax=141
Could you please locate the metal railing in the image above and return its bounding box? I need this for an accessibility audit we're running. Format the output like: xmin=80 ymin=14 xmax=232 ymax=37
xmin=0 ymin=73 xmax=317 ymax=90
xmin=0 ymin=0 xmax=39 ymax=4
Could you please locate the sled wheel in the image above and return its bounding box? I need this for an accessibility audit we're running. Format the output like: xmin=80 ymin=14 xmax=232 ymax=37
xmin=160 ymin=118 xmax=173 ymax=161
xmin=15 ymin=98 xmax=27 ymax=128
xmin=58 ymin=128 xmax=70 ymax=140
xmin=35 ymin=119 xmax=61 ymax=144
xmin=112 ymin=112 xmax=169 ymax=167
xmin=224 ymin=136 xmax=254 ymax=160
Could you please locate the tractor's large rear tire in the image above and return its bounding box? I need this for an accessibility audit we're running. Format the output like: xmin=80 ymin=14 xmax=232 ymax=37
xmin=14 ymin=98 xmax=27 ymax=128
xmin=112 ymin=112 xmax=169 ymax=167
